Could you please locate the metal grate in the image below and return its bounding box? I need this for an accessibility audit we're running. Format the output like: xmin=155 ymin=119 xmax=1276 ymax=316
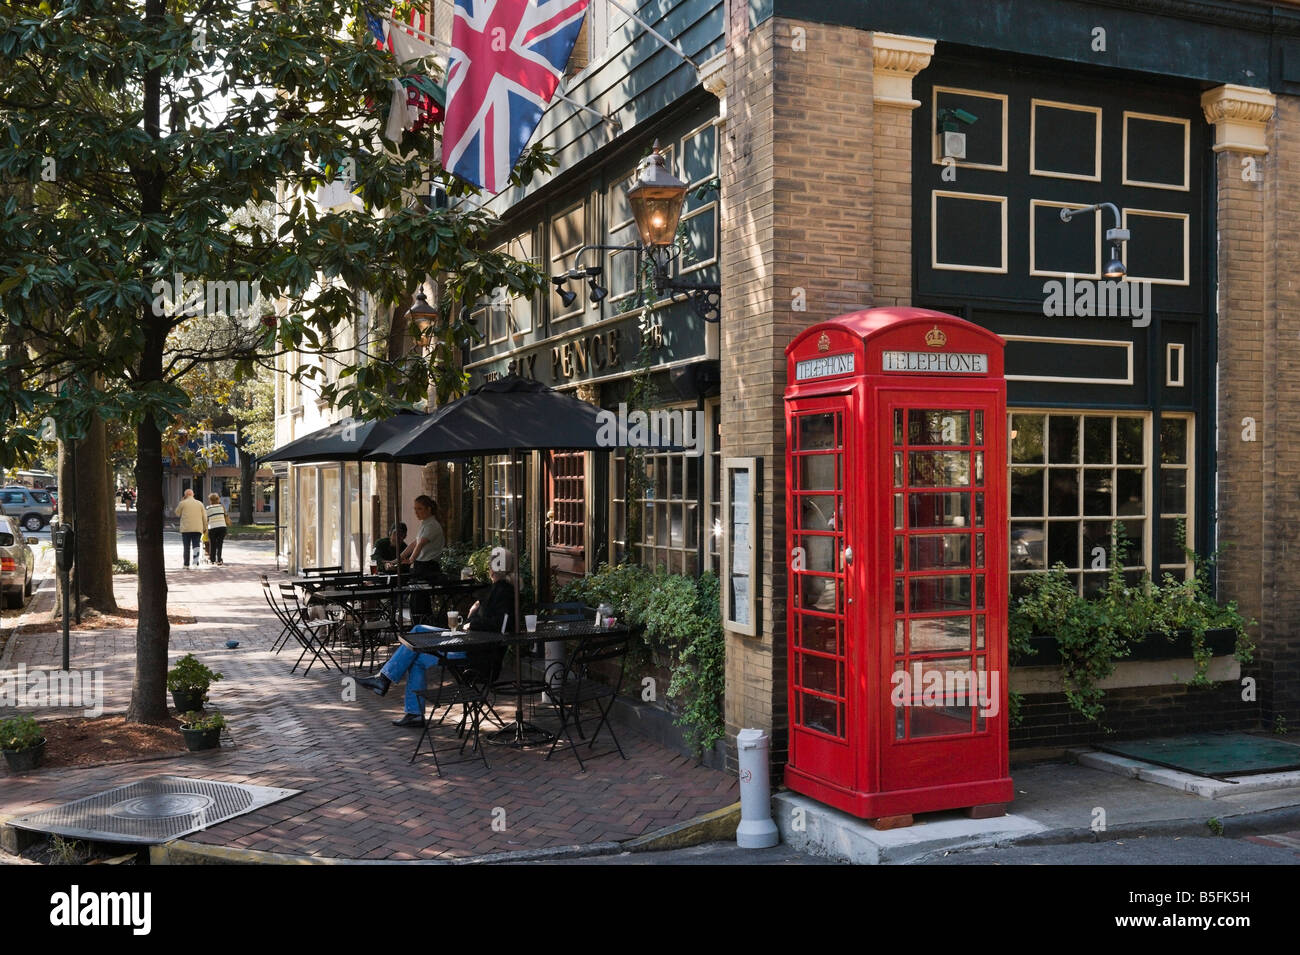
xmin=7 ymin=776 xmax=299 ymax=845
xmin=1098 ymin=733 xmax=1300 ymax=780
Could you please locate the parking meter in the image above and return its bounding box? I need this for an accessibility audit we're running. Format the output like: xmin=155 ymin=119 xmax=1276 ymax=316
xmin=53 ymin=524 xmax=76 ymax=571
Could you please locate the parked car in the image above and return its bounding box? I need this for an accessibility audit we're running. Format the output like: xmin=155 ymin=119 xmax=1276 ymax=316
xmin=0 ymin=516 xmax=35 ymax=609
xmin=0 ymin=486 xmax=54 ymax=532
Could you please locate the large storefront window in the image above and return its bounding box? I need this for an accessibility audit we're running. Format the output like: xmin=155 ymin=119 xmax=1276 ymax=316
xmin=1009 ymin=411 xmax=1193 ymax=594
xmin=613 ymin=401 xmax=719 ymax=575
xmin=296 ymin=467 xmax=317 ymax=569
xmin=321 ymin=466 xmax=341 ymax=568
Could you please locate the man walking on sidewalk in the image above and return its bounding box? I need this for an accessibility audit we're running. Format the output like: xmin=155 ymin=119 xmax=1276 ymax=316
xmin=175 ymin=489 xmax=208 ymax=569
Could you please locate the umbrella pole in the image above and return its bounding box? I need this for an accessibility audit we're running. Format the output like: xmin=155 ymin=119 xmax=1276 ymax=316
xmin=512 ymin=449 xmax=521 ymax=636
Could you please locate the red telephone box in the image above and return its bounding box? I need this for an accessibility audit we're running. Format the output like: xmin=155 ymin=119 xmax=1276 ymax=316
xmin=783 ymin=307 xmax=1013 ymax=822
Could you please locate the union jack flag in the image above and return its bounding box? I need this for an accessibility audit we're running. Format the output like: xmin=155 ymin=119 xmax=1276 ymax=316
xmin=443 ymin=0 xmax=589 ymax=192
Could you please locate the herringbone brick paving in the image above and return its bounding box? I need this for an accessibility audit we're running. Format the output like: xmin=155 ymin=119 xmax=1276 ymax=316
xmin=0 ymin=537 xmax=736 ymax=860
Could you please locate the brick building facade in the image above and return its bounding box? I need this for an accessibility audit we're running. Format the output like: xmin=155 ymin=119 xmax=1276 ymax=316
xmin=719 ymin=1 xmax=1300 ymax=770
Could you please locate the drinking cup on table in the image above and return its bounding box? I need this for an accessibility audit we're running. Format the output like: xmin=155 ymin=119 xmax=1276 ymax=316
xmin=525 ymin=614 xmax=538 ymax=633
xmin=606 ymin=616 xmax=617 ymax=629
xmin=446 ymin=611 xmax=461 ymax=631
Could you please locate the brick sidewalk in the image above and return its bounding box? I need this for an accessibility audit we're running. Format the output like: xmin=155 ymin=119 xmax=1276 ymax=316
xmin=0 ymin=538 xmax=736 ymax=860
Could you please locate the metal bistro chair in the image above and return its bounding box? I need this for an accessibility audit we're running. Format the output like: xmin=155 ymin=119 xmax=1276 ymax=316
xmin=411 ymin=642 xmax=507 ymax=775
xmin=277 ymin=581 xmax=342 ymax=674
xmin=544 ymin=631 xmax=631 ymax=771
xmin=260 ymin=574 xmax=296 ymax=654
xmin=336 ymin=584 xmax=401 ymax=675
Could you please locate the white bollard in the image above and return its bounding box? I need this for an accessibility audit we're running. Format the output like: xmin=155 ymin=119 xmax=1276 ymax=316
xmin=735 ymin=728 xmax=780 ymax=848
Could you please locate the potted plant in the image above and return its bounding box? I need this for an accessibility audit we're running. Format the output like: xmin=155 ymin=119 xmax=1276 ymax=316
xmin=166 ymin=654 xmax=223 ymax=713
xmin=1 ymin=715 xmax=46 ymax=772
xmin=178 ymin=710 xmax=227 ymax=752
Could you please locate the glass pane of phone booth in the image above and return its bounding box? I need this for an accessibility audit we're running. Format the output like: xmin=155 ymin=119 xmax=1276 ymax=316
xmin=791 ymin=409 xmax=848 ymax=739
xmin=892 ymin=407 xmax=989 ymax=740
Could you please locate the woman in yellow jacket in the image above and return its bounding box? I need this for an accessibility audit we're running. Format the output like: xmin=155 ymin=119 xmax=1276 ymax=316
xmin=174 ymin=489 xmax=208 ymax=569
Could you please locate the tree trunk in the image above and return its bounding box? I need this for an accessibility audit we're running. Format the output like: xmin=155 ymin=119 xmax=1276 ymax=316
xmin=127 ymin=0 xmax=170 ymax=725
xmin=126 ymin=409 xmax=170 ymax=723
xmin=55 ymin=415 xmax=119 ymax=616
xmin=237 ymin=423 xmax=254 ymax=525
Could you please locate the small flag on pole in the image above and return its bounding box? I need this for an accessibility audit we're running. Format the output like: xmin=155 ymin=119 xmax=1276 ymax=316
xmin=372 ymin=7 xmax=446 ymax=142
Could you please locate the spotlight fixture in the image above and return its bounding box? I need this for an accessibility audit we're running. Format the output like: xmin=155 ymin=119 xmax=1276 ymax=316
xmin=550 ymin=274 xmax=577 ymax=308
xmin=547 ymin=136 xmax=722 ymax=323
xmin=1060 ymin=202 xmax=1130 ymax=280
xmin=584 ymin=265 xmax=608 ymax=303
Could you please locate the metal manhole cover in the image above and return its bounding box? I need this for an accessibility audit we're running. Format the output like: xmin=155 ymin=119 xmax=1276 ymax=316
xmin=8 ymin=776 xmax=299 ymax=845
xmin=107 ymin=793 xmax=216 ymax=819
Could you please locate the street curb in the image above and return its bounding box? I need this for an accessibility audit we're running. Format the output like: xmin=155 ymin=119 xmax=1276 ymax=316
xmin=447 ymin=842 xmax=623 ymax=865
xmin=623 ymin=802 xmax=742 ymax=852
xmin=0 ymin=815 xmax=45 ymax=854
xmin=918 ymin=802 xmax=1300 ymax=861
xmin=148 ymin=842 xmax=451 ymax=865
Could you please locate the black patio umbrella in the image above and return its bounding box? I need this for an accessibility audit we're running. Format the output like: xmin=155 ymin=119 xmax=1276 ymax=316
xmin=262 ymin=409 xmax=428 ymax=580
xmin=261 ymin=409 xmax=429 ymax=464
xmin=366 ymin=375 xmax=610 ymax=461
xmin=368 ymin=375 xmax=615 ymax=623
xmin=368 ymin=374 xmax=649 ymax=743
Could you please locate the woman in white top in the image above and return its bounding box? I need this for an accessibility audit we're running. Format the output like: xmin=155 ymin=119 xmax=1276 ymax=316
xmin=205 ymin=493 xmax=231 ymax=565
xmin=398 ymin=495 xmax=444 ymax=622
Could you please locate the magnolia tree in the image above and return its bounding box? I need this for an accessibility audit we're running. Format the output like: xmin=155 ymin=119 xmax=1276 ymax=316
xmin=0 ymin=0 xmax=549 ymax=722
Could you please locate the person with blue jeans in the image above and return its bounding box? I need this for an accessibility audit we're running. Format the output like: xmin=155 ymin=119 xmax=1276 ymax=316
xmin=174 ymin=489 xmax=208 ymax=569
xmin=357 ymin=551 xmax=515 ymax=727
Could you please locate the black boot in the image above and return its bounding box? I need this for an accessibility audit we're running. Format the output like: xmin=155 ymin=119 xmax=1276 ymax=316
xmin=356 ymin=674 xmax=391 ymax=697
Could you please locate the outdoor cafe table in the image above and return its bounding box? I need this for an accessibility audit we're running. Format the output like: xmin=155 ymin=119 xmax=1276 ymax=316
xmin=401 ymin=622 xmax=632 ymax=747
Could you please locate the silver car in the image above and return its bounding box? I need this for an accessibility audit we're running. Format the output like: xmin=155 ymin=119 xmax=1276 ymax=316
xmin=0 ymin=486 xmax=55 ymax=532
xmin=0 ymin=516 xmax=35 ymax=609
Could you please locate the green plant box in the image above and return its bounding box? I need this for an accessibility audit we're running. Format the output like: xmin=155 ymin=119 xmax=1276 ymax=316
xmin=1024 ymin=627 xmax=1238 ymax=667
xmin=181 ymin=727 xmax=221 ymax=752
xmin=2 ymin=738 xmax=46 ymax=773
xmin=171 ymin=689 xmax=204 ymax=713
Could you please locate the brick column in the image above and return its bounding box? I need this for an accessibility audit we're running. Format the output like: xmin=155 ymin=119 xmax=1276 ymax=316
xmin=1266 ymin=93 xmax=1300 ymax=724
xmin=720 ymin=15 xmax=875 ymax=772
xmin=1201 ymin=84 xmax=1292 ymax=721
xmin=871 ymin=33 xmax=934 ymax=307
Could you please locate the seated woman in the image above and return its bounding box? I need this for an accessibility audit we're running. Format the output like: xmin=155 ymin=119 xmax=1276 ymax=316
xmin=357 ymin=549 xmax=515 ymax=728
